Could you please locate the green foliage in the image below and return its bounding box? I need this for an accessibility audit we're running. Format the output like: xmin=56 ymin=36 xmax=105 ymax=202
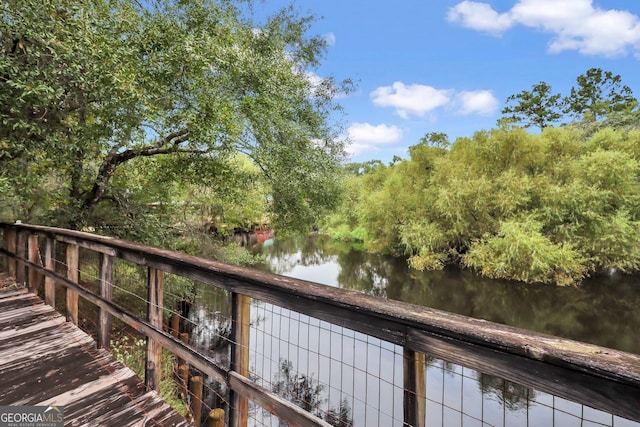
xmin=501 ymin=82 xmax=563 ymax=130
xmin=563 ymin=68 xmax=638 ymax=121
xmin=111 ymin=336 xmax=147 ymax=377
xmin=111 ymin=336 xmax=188 ymax=416
xmin=401 ymin=221 xmax=450 ymax=270
xmin=463 ymin=218 xmax=586 ymax=286
xmin=328 ymin=126 xmax=640 ymax=285
xmin=1 ymin=0 xmax=349 ymax=239
xmin=349 ymin=226 xmax=367 ymax=242
xmin=328 ymin=224 xmax=366 ymax=242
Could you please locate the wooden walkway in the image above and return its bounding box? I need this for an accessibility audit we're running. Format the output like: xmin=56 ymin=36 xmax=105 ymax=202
xmin=0 ymin=283 xmax=190 ymax=426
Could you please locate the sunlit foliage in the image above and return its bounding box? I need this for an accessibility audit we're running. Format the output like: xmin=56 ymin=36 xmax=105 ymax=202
xmin=0 ymin=0 xmax=350 ymax=238
xmin=329 ymin=126 xmax=640 ymax=285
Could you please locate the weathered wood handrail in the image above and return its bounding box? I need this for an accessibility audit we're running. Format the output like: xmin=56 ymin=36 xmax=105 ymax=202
xmin=2 ymin=222 xmax=640 ymax=424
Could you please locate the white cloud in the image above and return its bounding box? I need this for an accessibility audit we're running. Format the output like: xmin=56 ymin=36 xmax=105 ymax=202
xmin=304 ymin=71 xmax=323 ymax=88
xmin=345 ymin=122 xmax=403 ymax=156
xmin=324 ymin=32 xmax=336 ymax=46
xmin=448 ymin=0 xmax=640 ymax=57
xmin=455 ymin=90 xmax=499 ymax=115
xmin=348 ymin=122 xmax=402 ymax=144
xmin=447 ymin=1 xmax=513 ymax=35
xmin=371 ymin=82 xmax=453 ymax=118
xmin=370 ymin=81 xmax=496 ymax=117
xmin=346 ymin=142 xmax=376 ymax=157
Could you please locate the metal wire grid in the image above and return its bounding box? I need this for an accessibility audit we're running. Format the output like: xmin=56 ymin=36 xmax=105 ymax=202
xmin=247 ymin=300 xmax=640 ymax=427
xmin=249 ymin=301 xmax=401 ymax=426
xmin=423 ymin=359 xmax=640 ymax=427
xmin=168 ymin=275 xmax=234 ymax=368
xmin=6 ymin=234 xmax=640 ymax=427
xmin=162 ymin=273 xmax=235 ymax=425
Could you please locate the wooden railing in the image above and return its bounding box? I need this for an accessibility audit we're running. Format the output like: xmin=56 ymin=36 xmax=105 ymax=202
xmin=1 ymin=222 xmax=640 ymax=425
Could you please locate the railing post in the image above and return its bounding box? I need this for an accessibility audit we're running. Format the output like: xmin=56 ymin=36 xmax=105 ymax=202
xmin=145 ymin=267 xmax=164 ymax=391
xmin=189 ymin=375 xmax=204 ymax=425
xmin=178 ymin=364 xmax=189 ymax=400
xmin=229 ymin=292 xmax=250 ymax=427
xmin=208 ymin=409 xmax=225 ymax=427
xmin=98 ymin=253 xmax=113 ymax=350
xmin=44 ymin=237 xmax=55 ymax=308
xmin=403 ymin=348 xmax=426 ymax=427
xmin=2 ymin=227 xmax=16 ymax=277
xmin=66 ymin=243 xmax=79 ymax=324
xmin=28 ymin=233 xmax=40 ymax=294
xmin=15 ymin=230 xmax=26 ymax=286
xmin=170 ymin=312 xmax=180 ymax=337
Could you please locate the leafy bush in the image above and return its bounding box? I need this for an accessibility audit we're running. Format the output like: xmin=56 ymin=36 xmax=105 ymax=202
xmin=463 ymin=219 xmax=586 ymax=286
xmin=330 ymin=127 xmax=640 ymax=284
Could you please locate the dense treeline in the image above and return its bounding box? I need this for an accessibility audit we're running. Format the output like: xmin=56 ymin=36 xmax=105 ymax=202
xmin=323 ymin=68 xmax=640 ymax=286
xmin=326 ymin=124 xmax=640 ymax=285
xmin=0 ymin=0 xmax=349 ymax=253
xmin=325 ymin=65 xmax=640 ymax=288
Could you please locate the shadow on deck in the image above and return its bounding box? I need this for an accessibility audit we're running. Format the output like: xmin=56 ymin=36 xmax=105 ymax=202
xmin=0 ymin=276 xmax=189 ymax=426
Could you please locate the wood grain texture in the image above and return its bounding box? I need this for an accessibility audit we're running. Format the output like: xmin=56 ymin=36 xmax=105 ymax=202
xmin=3 ymin=223 xmax=640 ymax=423
xmin=65 ymin=243 xmax=79 ymax=325
xmin=98 ymin=253 xmax=113 ymax=350
xmin=0 ymin=287 xmax=189 ymax=426
xmin=230 ymin=292 xmax=250 ymax=427
xmin=27 ymin=234 xmax=39 ymax=294
xmin=146 ymin=268 xmax=164 ymax=391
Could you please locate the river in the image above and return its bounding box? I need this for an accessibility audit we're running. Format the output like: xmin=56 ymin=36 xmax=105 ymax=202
xmin=252 ymin=235 xmax=640 ymax=354
xmin=242 ymin=235 xmax=640 ymax=426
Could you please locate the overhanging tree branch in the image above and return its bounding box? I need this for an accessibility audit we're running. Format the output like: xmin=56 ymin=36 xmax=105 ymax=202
xmin=79 ymin=128 xmax=196 ymax=220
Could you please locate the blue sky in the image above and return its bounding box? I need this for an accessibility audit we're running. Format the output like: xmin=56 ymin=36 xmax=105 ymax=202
xmin=253 ymin=0 xmax=640 ymax=163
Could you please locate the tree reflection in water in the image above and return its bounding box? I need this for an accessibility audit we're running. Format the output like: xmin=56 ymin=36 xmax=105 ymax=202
xmin=253 ymin=235 xmax=640 ymax=354
xmin=249 ymin=236 xmax=640 ymax=425
xmin=269 ymin=359 xmax=353 ymax=427
xmin=479 ymin=374 xmax=530 ymax=411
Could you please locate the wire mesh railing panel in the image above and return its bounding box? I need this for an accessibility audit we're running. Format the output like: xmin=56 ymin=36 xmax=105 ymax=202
xmin=163 ymin=272 xmax=233 ymax=369
xmin=249 ymin=301 xmax=403 ymax=426
xmin=75 ymin=247 xmax=100 ymax=339
xmin=421 ymin=357 xmax=640 ymax=427
xmin=247 ymin=298 xmax=640 ymax=427
xmin=50 ymin=240 xmax=69 ymax=315
xmin=249 ymin=401 xmax=290 ymax=426
xmin=161 ymin=273 xmax=235 ymax=425
xmin=110 ymin=258 xmax=149 ymax=319
xmin=2 ymin=225 xmax=640 ymax=427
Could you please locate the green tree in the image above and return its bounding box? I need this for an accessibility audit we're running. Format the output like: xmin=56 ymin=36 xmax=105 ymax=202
xmin=328 ymin=126 xmax=640 ymax=285
xmin=0 ymin=0 xmax=351 ymax=233
xmin=418 ymin=131 xmax=450 ymax=148
xmin=563 ymin=68 xmax=638 ymax=121
xmin=343 ymin=160 xmax=384 ymax=176
xmin=501 ymin=82 xmax=563 ymax=130
xmin=463 ymin=217 xmax=586 ymax=286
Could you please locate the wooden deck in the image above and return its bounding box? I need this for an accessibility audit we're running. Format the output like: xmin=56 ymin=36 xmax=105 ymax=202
xmin=0 ymin=283 xmax=190 ymax=426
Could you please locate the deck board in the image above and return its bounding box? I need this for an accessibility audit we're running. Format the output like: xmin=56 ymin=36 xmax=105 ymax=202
xmin=0 ymin=287 xmax=190 ymax=426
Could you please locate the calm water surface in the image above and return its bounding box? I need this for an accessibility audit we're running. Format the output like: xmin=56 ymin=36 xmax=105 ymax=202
xmin=240 ymin=235 xmax=640 ymax=426
xmin=252 ymin=235 xmax=640 ymax=354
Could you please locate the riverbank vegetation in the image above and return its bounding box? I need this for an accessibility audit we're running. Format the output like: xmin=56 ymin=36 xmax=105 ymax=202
xmin=325 ymin=121 xmax=640 ymax=286
xmin=0 ymin=0 xmax=350 ymax=257
xmin=3 ymin=1 xmax=640 ymax=286
xmin=323 ymin=68 xmax=640 ymax=286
